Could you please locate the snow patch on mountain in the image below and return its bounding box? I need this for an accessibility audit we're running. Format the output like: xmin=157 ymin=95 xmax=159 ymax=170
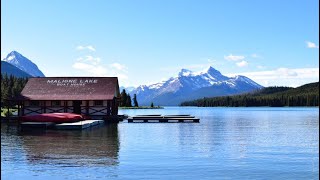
xmin=2 ymin=51 xmax=45 ymax=77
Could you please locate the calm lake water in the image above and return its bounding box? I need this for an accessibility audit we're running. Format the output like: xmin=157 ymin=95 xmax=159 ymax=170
xmin=1 ymin=107 xmax=319 ymax=179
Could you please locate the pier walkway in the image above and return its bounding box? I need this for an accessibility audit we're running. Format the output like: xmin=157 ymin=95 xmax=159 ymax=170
xmin=127 ymin=115 xmax=199 ymax=123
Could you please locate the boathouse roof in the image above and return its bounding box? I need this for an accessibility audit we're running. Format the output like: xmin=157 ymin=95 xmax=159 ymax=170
xmin=18 ymin=77 xmax=120 ymax=100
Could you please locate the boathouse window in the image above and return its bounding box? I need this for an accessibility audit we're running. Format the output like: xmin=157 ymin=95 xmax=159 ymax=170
xmin=30 ymin=101 xmax=40 ymax=107
xmin=51 ymin=100 xmax=61 ymax=107
xmin=94 ymin=100 xmax=103 ymax=106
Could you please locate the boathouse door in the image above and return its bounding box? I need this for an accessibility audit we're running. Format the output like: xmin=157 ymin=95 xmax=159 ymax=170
xmin=73 ymin=100 xmax=81 ymax=114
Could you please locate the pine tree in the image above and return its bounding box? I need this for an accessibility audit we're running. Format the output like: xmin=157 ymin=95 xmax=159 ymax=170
xmin=1 ymin=74 xmax=28 ymax=108
xmin=2 ymin=74 xmax=10 ymax=107
xmin=133 ymin=94 xmax=139 ymax=107
xmin=120 ymin=89 xmax=127 ymax=107
xmin=126 ymin=93 xmax=132 ymax=107
xmin=150 ymin=102 xmax=154 ymax=108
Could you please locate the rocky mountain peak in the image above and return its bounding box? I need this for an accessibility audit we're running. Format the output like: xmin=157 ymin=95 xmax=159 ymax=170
xmin=2 ymin=51 xmax=45 ymax=77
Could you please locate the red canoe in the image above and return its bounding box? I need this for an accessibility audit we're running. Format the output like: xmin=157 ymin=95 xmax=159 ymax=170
xmin=20 ymin=113 xmax=88 ymax=123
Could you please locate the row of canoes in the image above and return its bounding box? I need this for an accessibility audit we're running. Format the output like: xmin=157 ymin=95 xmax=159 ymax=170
xmin=20 ymin=113 xmax=89 ymax=123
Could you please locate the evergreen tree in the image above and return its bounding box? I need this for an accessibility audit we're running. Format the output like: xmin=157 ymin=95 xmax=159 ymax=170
xmin=133 ymin=94 xmax=139 ymax=107
xmin=126 ymin=93 xmax=132 ymax=107
xmin=150 ymin=102 xmax=154 ymax=108
xmin=1 ymin=74 xmax=28 ymax=108
xmin=180 ymin=82 xmax=319 ymax=107
xmin=120 ymin=89 xmax=127 ymax=107
xmin=2 ymin=74 xmax=10 ymax=107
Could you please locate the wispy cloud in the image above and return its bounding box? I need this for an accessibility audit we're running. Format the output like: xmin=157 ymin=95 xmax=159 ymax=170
xmin=226 ymin=67 xmax=319 ymax=87
xmin=257 ymin=65 xmax=265 ymax=69
xmin=73 ymin=45 xmax=129 ymax=85
xmin=224 ymin=54 xmax=248 ymax=67
xmin=72 ymin=55 xmax=128 ymax=83
xmin=306 ymin=41 xmax=319 ymax=49
xmin=77 ymin=55 xmax=101 ymax=65
xmin=72 ymin=62 xmax=107 ymax=76
xmin=236 ymin=60 xmax=248 ymax=67
xmin=76 ymin=45 xmax=96 ymax=51
xmin=251 ymin=54 xmax=261 ymax=58
xmin=224 ymin=54 xmax=245 ymax=61
xmin=110 ymin=63 xmax=128 ymax=72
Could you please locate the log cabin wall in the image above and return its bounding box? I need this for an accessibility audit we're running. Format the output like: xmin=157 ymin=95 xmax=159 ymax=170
xmin=22 ymin=100 xmax=116 ymax=119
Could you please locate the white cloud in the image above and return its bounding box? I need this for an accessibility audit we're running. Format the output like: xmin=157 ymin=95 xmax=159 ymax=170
xmin=276 ymin=68 xmax=298 ymax=76
xmin=306 ymin=41 xmax=319 ymax=49
xmin=226 ymin=67 xmax=319 ymax=87
xmin=77 ymin=55 xmax=101 ymax=65
xmin=76 ymin=45 xmax=96 ymax=51
xmin=251 ymin=54 xmax=261 ymax=58
xmin=87 ymin=46 xmax=96 ymax=51
xmin=73 ymin=46 xmax=129 ymax=85
xmin=224 ymin=54 xmax=245 ymax=61
xmin=72 ymin=62 xmax=107 ymax=76
xmin=110 ymin=63 xmax=128 ymax=71
xmin=257 ymin=65 xmax=265 ymax=69
xmin=72 ymin=55 xmax=128 ymax=84
xmin=236 ymin=60 xmax=248 ymax=67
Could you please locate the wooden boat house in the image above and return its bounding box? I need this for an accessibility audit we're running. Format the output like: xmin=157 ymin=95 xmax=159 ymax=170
xmin=16 ymin=77 xmax=120 ymax=119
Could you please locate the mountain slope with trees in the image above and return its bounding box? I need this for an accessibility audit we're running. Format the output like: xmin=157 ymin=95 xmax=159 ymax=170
xmin=181 ymin=82 xmax=319 ymax=107
xmin=1 ymin=61 xmax=32 ymax=78
xmin=1 ymin=74 xmax=28 ymax=107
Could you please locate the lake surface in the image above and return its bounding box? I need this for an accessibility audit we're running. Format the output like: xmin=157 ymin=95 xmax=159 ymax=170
xmin=1 ymin=107 xmax=319 ymax=179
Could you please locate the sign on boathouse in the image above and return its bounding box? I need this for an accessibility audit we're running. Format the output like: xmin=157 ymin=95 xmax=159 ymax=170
xmin=47 ymin=79 xmax=98 ymax=86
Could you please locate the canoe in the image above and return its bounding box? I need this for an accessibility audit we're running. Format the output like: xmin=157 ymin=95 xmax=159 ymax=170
xmin=20 ymin=113 xmax=87 ymax=123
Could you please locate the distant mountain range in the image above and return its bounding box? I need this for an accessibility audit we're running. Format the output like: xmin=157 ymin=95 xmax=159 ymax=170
xmin=1 ymin=51 xmax=45 ymax=77
xmin=126 ymin=66 xmax=263 ymax=106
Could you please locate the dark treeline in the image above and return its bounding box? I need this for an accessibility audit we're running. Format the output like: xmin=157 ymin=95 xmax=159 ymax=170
xmin=181 ymin=82 xmax=319 ymax=107
xmin=1 ymin=74 xmax=28 ymax=107
xmin=120 ymin=89 xmax=139 ymax=107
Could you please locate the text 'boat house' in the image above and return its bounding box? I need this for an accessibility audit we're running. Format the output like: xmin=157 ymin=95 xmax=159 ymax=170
xmin=15 ymin=77 xmax=120 ymax=119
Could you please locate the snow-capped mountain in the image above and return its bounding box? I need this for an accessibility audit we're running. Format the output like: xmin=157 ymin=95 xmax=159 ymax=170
xmin=129 ymin=66 xmax=263 ymax=106
xmin=2 ymin=51 xmax=45 ymax=77
xmin=120 ymin=86 xmax=136 ymax=94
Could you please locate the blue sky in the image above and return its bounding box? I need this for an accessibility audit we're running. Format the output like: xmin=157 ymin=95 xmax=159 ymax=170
xmin=1 ymin=0 xmax=319 ymax=87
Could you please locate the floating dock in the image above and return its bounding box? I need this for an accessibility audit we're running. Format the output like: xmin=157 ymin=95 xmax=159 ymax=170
xmin=127 ymin=115 xmax=199 ymax=123
xmin=55 ymin=120 xmax=104 ymax=130
xmin=20 ymin=122 xmax=55 ymax=130
xmin=20 ymin=120 xmax=104 ymax=131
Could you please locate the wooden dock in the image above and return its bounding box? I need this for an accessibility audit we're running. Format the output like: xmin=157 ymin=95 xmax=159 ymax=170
xmin=127 ymin=115 xmax=199 ymax=123
xmin=20 ymin=122 xmax=55 ymax=130
xmin=20 ymin=120 xmax=104 ymax=131
xmin=55 ymin=120 xmax=104 ymax=130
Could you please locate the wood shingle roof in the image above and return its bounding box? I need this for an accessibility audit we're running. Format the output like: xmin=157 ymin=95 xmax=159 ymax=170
xmin=18 ymin=77 xmax=120 ymax=100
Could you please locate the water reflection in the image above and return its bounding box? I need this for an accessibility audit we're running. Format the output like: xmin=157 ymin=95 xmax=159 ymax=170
xmin=2 ymin=107 xmax=319 ymax=179
xmin=18 ymin=124 xmax=120 ymax=167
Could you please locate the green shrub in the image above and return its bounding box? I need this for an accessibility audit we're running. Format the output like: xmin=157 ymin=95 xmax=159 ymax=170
xmin=5 ymin=110 xmax=12 ymax=117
